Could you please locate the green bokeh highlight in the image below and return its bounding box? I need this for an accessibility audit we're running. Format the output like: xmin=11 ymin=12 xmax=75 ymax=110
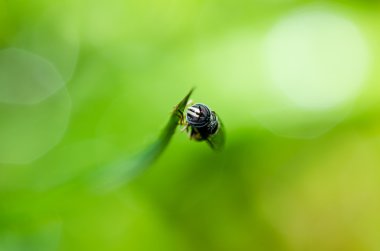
xmin=1 ymin=0 xmax=380 ymax=251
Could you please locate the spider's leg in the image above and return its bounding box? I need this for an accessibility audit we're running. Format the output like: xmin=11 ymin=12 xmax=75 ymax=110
xmin=173 ymin=108 xmax=185 ymax=125
xmin=180 ymin=123 xmax=189 ymax=132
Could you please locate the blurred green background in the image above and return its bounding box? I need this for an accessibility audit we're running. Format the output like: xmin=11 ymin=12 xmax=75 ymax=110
xmin=1 ymin=0 xmax=380 ymax=250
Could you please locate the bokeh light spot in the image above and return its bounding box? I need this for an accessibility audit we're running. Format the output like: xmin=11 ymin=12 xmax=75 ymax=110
xmin=263 ymin=8 xmax=370 ymax=109
xmin=0 ymin=48 xmax=65 ymax=105
xmin=252 ymin=6 xmax=373 ymax=138
xmin=0 ymin=88 xmax=71 ymax=164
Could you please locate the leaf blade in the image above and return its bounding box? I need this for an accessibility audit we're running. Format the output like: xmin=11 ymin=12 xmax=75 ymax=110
xmin=88 ymin=88 xmax=194 ymax=192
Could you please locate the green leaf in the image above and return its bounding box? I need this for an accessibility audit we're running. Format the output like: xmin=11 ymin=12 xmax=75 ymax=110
xmin=88 ymin=88 xmax=194 ymax=192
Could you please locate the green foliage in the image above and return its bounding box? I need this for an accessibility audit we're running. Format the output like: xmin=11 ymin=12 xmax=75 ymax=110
xmin=89 ymin=89 xmax=194 ymax=191
xmin=1 ymin=1 xmax=380 ymax=251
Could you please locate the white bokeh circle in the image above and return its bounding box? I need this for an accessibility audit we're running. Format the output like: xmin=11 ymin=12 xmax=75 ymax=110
xmin=0 ymin=47 xmax=71 ymax=164
xmin=252 ymin=7 xmax=372 ymax=138
xmin=263 ymin=9 xmax=370 ymax=109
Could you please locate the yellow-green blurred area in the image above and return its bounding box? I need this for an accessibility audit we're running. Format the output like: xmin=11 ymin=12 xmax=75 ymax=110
xmin=1 ymin=0 xmax=380 ymax=250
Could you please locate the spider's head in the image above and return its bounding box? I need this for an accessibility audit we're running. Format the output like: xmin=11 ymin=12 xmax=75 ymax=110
xmin=186 ymin=103 xmax=211 ymax=128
